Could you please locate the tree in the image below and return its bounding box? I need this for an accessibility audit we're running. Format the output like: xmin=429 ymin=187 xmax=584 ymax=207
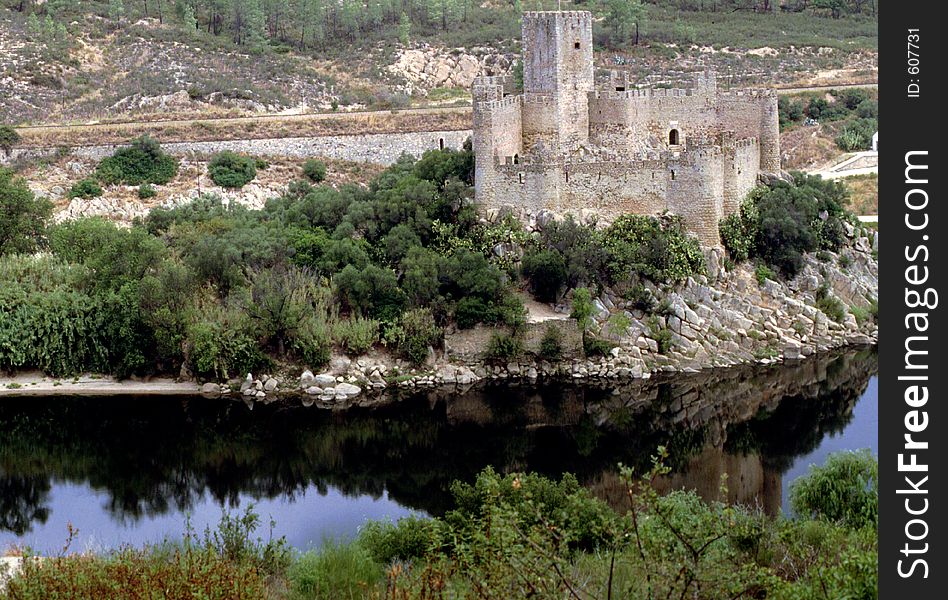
xmin=605 ymin=0 xmax=645 ymax=46
xmin=522 ymin=249 xmax=567 ymax=303
xmin=0 ymin=168 xmax=52 ymax=256
xmin=108 ymin=0 xmax=126 ymax=27
xmin=0 ymin=126 xmax=20 ymax=157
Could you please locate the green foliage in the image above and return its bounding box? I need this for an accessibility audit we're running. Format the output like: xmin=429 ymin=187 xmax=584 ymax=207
xmin=521 ymin=248 xmax=567 ymax=302
xmin=0 ymin=124 xmax=20 ymax=157
xmin=583 ymin=335 xmax=616 ymax=358
xmin=137 ymin=183 xmax=156 ymax=199
xmin=719 ymin=199 xmax=758 ymax=262
xmin=68 ymin=177 xmax=103 ymax=199
xmin=208 ymin=151 xmax=258 ymax=188
xmin=484 ymin=331 xmax=523 ymax=363
xmin=333 ymin=264 xmax=406 ymax=321
xmin=603 ymin=214 xmax=705 ymax=284
xmin=535 ymin=216 xmax=610 ymax=289
xmin=790 ymin=449 xmax=878 ymax=529
xmin=755 ymin=263 xmax=776 ymax=285
xmin=0 ymin=168 xmax=52 ymax=256
xmin=571 ymin=287 xmax=594 ymax=332
xmin=386 ymin=307 xmax=441 ymax=365
xmin=537 ymin=324 xmax=563 ymax=361
xmin=332 ymin=316 xmax=379 ymax=356
xmin=358 ymin=516 xmax=438 ymax=565
xmin=288 ymin=540 xmax=383 ymax=600
xmin=816 ymin=284 xmax=847 ymax=323
xmin=836 ymin=117 xmax=877 ymax=151
xmin=96 ymin=135 xmax=178 ymax=185
xmin=625 ymin=283 xmax=657 ymax=313
xmin=186 ymin=300 xmax=269 ymax=379
xmin=293 ymin=314 xmax=333 ymax=368
xmin=302 ymin=158 xmax=327 ymax=183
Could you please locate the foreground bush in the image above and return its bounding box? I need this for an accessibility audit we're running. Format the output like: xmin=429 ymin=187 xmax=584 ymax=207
xmin=603 ymin=214 xmax=705 ymax=283
xmin=790 ymin=448 xmax=878 ymax=528
xmin=1 ymin=452 xmax=877 ymax=599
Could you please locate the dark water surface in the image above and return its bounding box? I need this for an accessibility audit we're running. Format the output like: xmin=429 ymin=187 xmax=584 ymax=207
xmin=0 ymin=348 xmax=877 ymax=554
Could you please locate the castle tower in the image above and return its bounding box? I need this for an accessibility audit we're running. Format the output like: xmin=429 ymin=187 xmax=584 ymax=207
xmin=521 ymin=11 xmax=594 ymax=153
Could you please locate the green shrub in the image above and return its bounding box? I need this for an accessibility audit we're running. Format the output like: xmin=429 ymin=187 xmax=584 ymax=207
xmin=719 ymin=199 xmax=758 ymax=262
xmin=293 ymin=315 xmax=333 ymax=368
xmin=583 ymin=335 xmax=615 ymax=357
xmin=303 ymin=158 xmax=328 ymax=183
xmin=603 ymin=214 xmax=705 ymax=284
xmin=625 ymin=283 xmax=656 ymax=313
xmin=522 ymin=249 xmax=567 ymax=303
xmin=388 ymin=308 xmax=442 ymax=365
xmin=0 ymin=168 xmax=52 ymax=256
xmin=815 ymin=284 xmax=846 ymax=323
xmin=333 ymin=317 xmax=379 ymax=356
xmin=838 ymin=253 xmax=853 ymax=269
xmin=186 ymin=302 xmax=269 ymax=380
xmin=0 ymin=124 xmax=20 ymax=157
xmin=68 ymin=177 xmax=103 ymax=199
xmin=96 ymin=135 xmax=178 ymax=185
xmin=208 ymin=151 xmax=257 ymax=188
xmin=455 ymin=296 xmax=489 ymax=329
xmin=484 ymin=331 xmax=523 ymax=363
xmin=288 ymin=540 xmax=383 ymax=600
xmin=358 ymin=516 xmax=438 ymax=565
xmin=755 ymin=263 xmax=776 ymax=285
xmin=537 ymin=324 xmax=563 ymax=361
xmin=138 ymin=183 xmax=156 ymax=199
xmin=333 ymin=264 xmax=406 ymax=321
xmin=790 ymin=449 xmax=878 ymax=529
xmin=849 ymin=304 xmax=870 ymax=325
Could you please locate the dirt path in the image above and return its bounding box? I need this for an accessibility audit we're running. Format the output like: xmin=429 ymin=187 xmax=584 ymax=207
xmin=0 ymin=372 xmax=202 ymax=397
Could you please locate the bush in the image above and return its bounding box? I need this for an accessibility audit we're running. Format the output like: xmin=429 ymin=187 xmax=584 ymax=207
xmin=96 ymin=135 xmax=178 ymax=185
xmin=186 ymin=302 xmax=269 ymax=380
xmin=138 ymin=183 xmax=156 ymax=199
xmin=537 ymin=324 xmax=563 ymax=361
xmin=719 ymin=199 xmax=759 ymax=262
xmin=288 ymin=540 xmax=383 ymax=600
xmin=815 ymin=284 xmax=846 ymax=323
xmin=302 ymin=158 xmax=328 ymax=183
xmin=333 ymin=264 xmax=406 ymax=321
xmin=358 ymin=516 xmax=438 ymax=565
xmin=68 ymin=177 xmax=103 ymax=199
xmin=625 ymin=284 xmax=656 ymax=313
xmin=603 ymin=215 xmax=705 ymax=284
xmin=522 ymin=249 xmax=567 ymax=303
xmin=790 ymin=449 xmax=878 ymax=529
xmin=333 ymin=317 xmax=379 ymax=356
xmin=293 ymin=315 xmax=332 ymax=368
xmin=0 ymin=168 xmax=52 ymax=256
xmin=582 ymin=335 xmax=615 ymax=357
xmin=484 ymin=331 xmax=523 ymax=363
xmin=755 ymin=264 xmax=776 ymax=285
xmin=455 ymin=296 xmax=489 ymax=329
xmin=208 ymin=151 xmax=258 ymax=188
xmin=388 ymin=308 xmax=441 ymax=365
xmin=0 ymin=124 xmax=20 ymax=157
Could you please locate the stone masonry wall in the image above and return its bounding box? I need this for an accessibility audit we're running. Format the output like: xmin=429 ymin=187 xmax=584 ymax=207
xmin=5 ymin=130 xmax=473 ymax=166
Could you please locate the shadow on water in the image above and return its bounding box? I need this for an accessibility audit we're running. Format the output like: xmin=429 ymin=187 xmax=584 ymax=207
xmin=0 ymin=347 xmax=877 ymax=538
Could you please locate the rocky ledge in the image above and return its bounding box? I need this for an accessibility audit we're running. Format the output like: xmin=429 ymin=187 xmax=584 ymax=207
xmin=199 ymin=225 xmax=878 ymax=409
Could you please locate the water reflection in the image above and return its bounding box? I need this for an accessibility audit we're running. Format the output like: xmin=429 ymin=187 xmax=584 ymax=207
xmin=0 ymin=347 xmax=876 ymax=543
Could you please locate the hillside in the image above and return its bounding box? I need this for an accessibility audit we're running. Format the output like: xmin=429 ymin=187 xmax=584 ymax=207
xmin=1 ymin=0 xmax=877 ymax=125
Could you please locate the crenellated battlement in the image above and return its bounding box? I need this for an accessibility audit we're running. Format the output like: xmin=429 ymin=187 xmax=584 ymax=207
xmin=472 ymin=10 xmax=780 ymax=248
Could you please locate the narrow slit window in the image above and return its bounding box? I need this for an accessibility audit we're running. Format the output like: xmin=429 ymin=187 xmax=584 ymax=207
xmin=439 ymin=138 xmax=445 ymax=150
xmin=519 ymin=173 xmax=524 ymax=184
xmin=671 ymin=170 xmax=676 ymax=181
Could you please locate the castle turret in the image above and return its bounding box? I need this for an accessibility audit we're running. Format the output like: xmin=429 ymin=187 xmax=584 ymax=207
xmin=521 ymin=11 xmax=594 ymax=153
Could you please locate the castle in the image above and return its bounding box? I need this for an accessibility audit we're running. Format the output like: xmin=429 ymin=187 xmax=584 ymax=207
xmin=472 ymin=11 xmax=781 ymax=247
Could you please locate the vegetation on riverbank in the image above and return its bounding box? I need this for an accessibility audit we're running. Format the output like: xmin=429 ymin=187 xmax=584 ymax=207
xmin=2 ymin=449 xmax=878 ymax=599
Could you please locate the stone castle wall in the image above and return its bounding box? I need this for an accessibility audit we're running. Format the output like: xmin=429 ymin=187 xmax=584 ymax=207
xmin=471 ymin=11 xmax=782 ymax=247
xmin=5 ymin=130 xmax=472 ymax=166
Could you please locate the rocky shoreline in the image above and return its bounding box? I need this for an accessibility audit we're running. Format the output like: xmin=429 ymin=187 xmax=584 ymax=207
xmin=1 ymin=225 xmax=877 ymax=405
xmin=194 ymin=225 xmax=878 ymax=409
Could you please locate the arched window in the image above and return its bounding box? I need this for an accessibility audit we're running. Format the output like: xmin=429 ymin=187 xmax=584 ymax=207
xmin=669 ymin=129 xmax=680 ymax=145
xmin=513 ymin=153 xmax=520 ymax=165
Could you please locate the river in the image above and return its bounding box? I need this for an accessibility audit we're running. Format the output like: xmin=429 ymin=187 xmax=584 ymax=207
xmin=0 ymin=347 xmax=877 ymax=554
